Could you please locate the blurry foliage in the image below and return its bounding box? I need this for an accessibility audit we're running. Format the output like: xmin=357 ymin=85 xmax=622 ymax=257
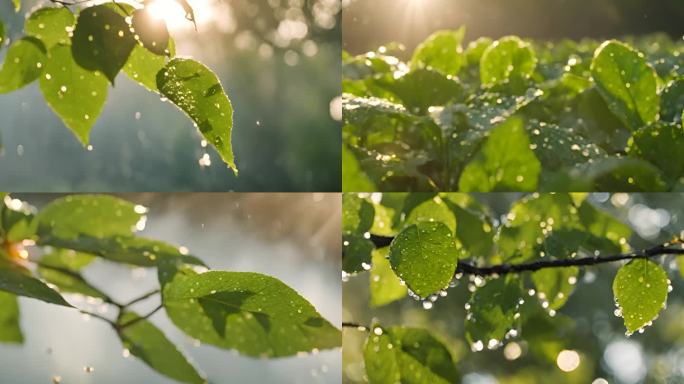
xmin=343 ymin=193 xmax=684 ymax=384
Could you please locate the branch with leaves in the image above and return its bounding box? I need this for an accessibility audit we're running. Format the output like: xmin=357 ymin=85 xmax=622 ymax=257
xmin=0 ymin=194 xmax=340 ymax=384
xmin=343 ymin=192 xmax=684 ymax=384
xmin=0 ymin=0 xmax=236 ymax=173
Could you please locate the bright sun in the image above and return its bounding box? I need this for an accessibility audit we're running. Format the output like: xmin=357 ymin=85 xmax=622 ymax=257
xmin=145 ymin=0 xmax=215 ymax=31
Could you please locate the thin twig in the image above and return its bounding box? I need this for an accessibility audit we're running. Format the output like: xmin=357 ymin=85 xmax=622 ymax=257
xmin=122 ymin=289 xmax=160 ymax=307
xmin=79 ymin=310 xmax=116 ymax=327
xmin=342 ymin=322 xmax=368 ymax=330
xmin=117 ymin=304 xmax=163 ymax=330
xmin=368 ymin=234 xmax=684 ymax=277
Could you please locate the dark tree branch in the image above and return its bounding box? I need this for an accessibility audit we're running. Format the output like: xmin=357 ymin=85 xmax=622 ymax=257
xmin=369 ymin=234 xmax=684 ymax=277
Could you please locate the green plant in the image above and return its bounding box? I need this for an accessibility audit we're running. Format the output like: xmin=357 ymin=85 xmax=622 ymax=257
xmin=0 ymin=194 xmax=340 ymax=383
xmin=0 ymin=0 xmax=236 ymax=173
xmin=343 ymin=192 xmax=684 ymax=383
xmin=342 ymin=28 xmax=684 ymax=192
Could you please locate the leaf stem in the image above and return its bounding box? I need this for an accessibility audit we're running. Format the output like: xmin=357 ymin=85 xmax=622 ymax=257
xmin=368 ymin=234 xmax=684 ymax=276
xmin=342 ymin=322 xmax=369 ymax=331
xmin=117 ymin=304 xmax=163 ymax=330
xmin=122 ymin=289 xmax=160 ymax=307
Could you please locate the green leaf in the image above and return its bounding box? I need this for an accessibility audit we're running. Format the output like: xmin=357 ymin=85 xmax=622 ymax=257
xmin=628 ymin=122 xmax=684 ymax=181
xmin=660 ymin=78 xmax=684 ymax=123
xmin=157 ymin=58 xmax=236 ymax=173
xmin=343 ymin=234 xmax=373 ymax=274
xmin=364 ymin=325 xmax=459 ymax=384
xmin=36 ymin=195 xmax=142 ymax=240
xmin=124 ymin=44 xmax=167 ymax=92
xmin=571 ymin=157 xmax=668 ymax=191
xmin=161 ymin=267 xmax=341 ymax=357
xmin=0 ymin=37 xmax=46 ymax=94
xmin=379 ymin=68 xmax=463 ymax=114
xmin=342 ymin=145 xmax=376 ymax=192
xmin=24 ymin=7 xmax=75 ymax=49
xmin=369 ymin=247 xmax=407 ymax=307
xmin=532 ymin=267 xmax=579 ymax=310
xmin=39 ymin=234 xmax=202 ymax=267
xmin=389 ymin=222 xmax=458 ymax=298
xmin=465 ymin=276 xmax=522 ymax=350
xmin=0 ymin=260 xmax=71 ymax=307
xmin=591 ymin=40 xmax=659 ymax=130
xmin=39 ymin=44 xmax=109 ymax=145
xmin=0 ymin=291 xmax=23 ymax=343
xmin=71 ymin=4 xmax=136 ymax=83
xmin=0 ymin=20 xmax=5 ymax=47
xmin=404 ymin=197 xmax=456 ymax=234
xmin=117 ymin=311 xmax=205 ymax=384
xmin=342 ymin=194 xmax=375 ymax=235
xmin=444 ymin=200 xmax=494 ymax=258
xmin=480 ymin=36 xmax=537 ymax=87
xmin=37 ymin=250 xmax=105 ymax=299
xmin=613 ymin=259 xmax=669 ymax=335
xmin=577 ymin=200 xmax=632 ymax=251
xmin=458 ymin=116 xmax=541 ymax=192
xmin=12 ymin=0 xmax=19 ymax=11
xmin=411 ymin=28 xmax=466 ymax=77
xmin=1 ymin=202 xmax=36 ymax=243
xmin=131 ymin=9 xmax=170 ymax=56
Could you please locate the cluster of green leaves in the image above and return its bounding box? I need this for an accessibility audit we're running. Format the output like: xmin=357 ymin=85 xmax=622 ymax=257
xmin=0 ymin=0 xmax=236 ymax=172
xmin=342 ymin=28 xmax=684 ymax=191
xmin=0 ymin=194 xmax=340 ymax=383
xmin=343 ymin=192 xmax=678 ymax=383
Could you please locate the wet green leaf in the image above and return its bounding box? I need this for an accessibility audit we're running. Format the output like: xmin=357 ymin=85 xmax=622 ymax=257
xmin=628 ymin=122 xmax=684 ymax=181
xmin=117 ymin=311 xmax=205 ymax=384
xmin=369 ymin=247 xmax=407 ymax=307
xmin=465 ymin=276 xmax=522 ymax=349
xmin=364 ymin=325 xmax=458 ymax=384
xmin=389 ymin=222 xmax=458 ymax=297
xmin=39 ymin=44 xmax=108 ymax=145
xmin=480 ymin=36 xmax=536 ymax=87
xmin=0 ymin=260 xmax=71 ymax=307
xmin=411 ymin=28 xmax=466 ymax=77
xmin=379 ymin=69 xmax=463 ymax=114
xmin=71 ymin=4 xmax=136 ymax=83
xmin=37 ymin=250 xmax=105 ymax=299
xmin=459 ymin=116 xmax=541 ymax=192
xmin=660 ymin=78 xmax=684 ymax=123
xmin=0 ymin=291 xmax=22 ymax=343
xmin=404 ymin=197 xmax=456 ymax=233
xmin=131 ymin=9 xmax=170 ymax=55
xmin=342 ymin=194 xmax=374 ymax=235
xmin=25 ymin=7 xmax=74 ymax=49
xmin=0 ymin=37 xmax=46 ymax=94
xmin=342 ymin=145 xmax=376 ymax=192
xmin=343 ymin=234 xmax=374 ymax=274
xmin=532 ymin=267 xmax=579 ymax=310
xmin=613 ymin=259 xmax=668 ymax=335
xmin=161 ymin=266 xmax=341 ymax=357
xmin=36 ymin=195 xmax=142 ymax=240
xmin=591 ymin=40 xmax=659 ymax=130
xmin=157 ymin=58 xmax=236 ymax=173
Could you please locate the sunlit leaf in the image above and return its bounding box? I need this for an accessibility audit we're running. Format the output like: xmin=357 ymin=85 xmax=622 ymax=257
xmin=71 ymin=4 xmax=136 ymax=84
xmin=411 ymin=28 xmax=466 ymax=77
xmin=0 ymin=37 xmax=46 ymax=94
xmin=342 ymin=194 xmax=374 ymax=235
xmin=157 ymin=58 xmax=236 ymax=173
xmin=364 ymin=325 xmax=459 ymax=384
xmin=117 ymin=311 xmax=205 ymax=384
xmin=628 ymin=122 xmax=684 ymax=181
xmin=591 ymin=40 xmax=659 ymax=130
xmin=480 ymin=36 xmax=536 ymax=87
xmin=613 ymin=259 xmax=668 ymax=335
xmin=369 ymin=247 xmax=407 ymax=307
xmin=24 ymin=7 xmax=74 ymax=49
xmin=342 ymin=145 xmax=376 ymax=192
xmin=404 ymin=197 xmax=456 ymax=234
xmin=389 ymin=221 xmax=458 ymax=297
xmin=39 ymin=44 xmax=108 ymax=145
xmin=37 ymin=250 xmax=105 ymax=299
xmin=160 ymin=265 xmax=341 ymax=357
xmin=131 ymin=9 xmax=170 ymax=55
xmin=35 ymin=195 xmax=142 ymax=239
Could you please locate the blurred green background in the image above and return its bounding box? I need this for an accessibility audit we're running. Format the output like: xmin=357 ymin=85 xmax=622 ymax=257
xmin=0 ymin=0 xmax=341 ymax=191
xmin=0 ymin=193 xmax=342 ymax=383
xmin=343 ymin=193 xmax=684 ymax=384
xmin=343 ymin=0 xmax=684 ymax=55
